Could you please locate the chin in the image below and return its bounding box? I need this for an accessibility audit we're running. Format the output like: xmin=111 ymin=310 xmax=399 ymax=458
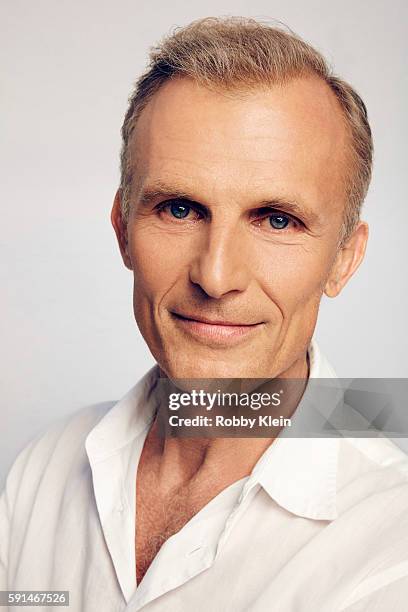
xmin=160 ymin=351 xmax=266 ymax=380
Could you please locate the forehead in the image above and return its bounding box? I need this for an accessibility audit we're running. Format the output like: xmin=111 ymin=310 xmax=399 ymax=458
xmin=130 ymin=76 xmax=349 ymax=212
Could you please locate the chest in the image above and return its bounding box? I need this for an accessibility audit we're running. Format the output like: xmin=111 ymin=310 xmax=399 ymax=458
xmin=135 ymin=473 xmax=211 ymax=584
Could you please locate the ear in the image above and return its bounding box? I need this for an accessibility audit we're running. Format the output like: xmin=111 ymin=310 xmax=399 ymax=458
xmin=324 ymin=221 xmax=369 ymax=297
xmin=111 ymin=190 xmax=132 ymax=270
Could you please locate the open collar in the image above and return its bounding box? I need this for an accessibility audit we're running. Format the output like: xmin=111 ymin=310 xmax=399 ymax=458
xmin=253 ymin=338 xmax=339 ymax=520
xmin=86 ymin=336 xmax=340 ymax=591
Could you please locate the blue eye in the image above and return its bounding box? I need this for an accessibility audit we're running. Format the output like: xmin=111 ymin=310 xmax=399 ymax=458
xmin=170 ymin=202 xmax=190 ymax=219
xmin=269 ymin=213 xmax=289 ymax=229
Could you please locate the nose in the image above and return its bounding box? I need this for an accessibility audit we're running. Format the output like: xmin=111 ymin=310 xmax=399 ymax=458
xmin=189 ymin=224 xmax=251 ymax=299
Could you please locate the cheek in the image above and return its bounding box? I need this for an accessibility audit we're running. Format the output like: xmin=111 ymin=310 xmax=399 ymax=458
xmin=255 ymin=243 xmax=332 ymax=312
xmin=128 ymin=225 xmax=189 ymax=300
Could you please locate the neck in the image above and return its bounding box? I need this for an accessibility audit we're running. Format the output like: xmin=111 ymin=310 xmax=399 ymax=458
xmin=145 ymin=350 xmax=310 ymax=493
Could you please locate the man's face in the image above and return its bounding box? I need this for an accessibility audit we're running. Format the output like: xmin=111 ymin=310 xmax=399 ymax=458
xmin=112 ymin=76 xmax=367 ymax=379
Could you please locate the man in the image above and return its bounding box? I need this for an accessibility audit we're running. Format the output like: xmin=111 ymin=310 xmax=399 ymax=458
xmin=1 ymin=16 xmax=408 ymax=611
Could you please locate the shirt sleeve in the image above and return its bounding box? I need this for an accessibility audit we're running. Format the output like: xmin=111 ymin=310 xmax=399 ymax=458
xmin=0 ymin=489 xmax=9 ymax=590
xmin=0 ymin=439 xmax=38 ymax=591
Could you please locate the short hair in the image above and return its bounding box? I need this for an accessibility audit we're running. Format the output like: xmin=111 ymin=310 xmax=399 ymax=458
xmin=119 ymin=17 xmax=373 ymax=245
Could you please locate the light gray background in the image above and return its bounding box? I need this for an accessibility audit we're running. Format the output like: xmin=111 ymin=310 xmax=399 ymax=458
xmin=1 ymin=0 xmax=407 ymax=487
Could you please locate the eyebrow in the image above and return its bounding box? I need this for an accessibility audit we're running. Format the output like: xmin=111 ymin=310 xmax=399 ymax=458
xmin=137 ymin=181 xmax=322 ymax=227
xmin=139 ymin=183 xmax=193 ymax=206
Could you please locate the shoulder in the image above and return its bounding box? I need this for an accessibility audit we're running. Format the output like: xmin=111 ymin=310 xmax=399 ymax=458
xmin=338 ymin=435 xmax=408 ymax=488
xmin=1 ymin=401 xmax=115 ymax=510
xmin=336 ymin=436 xmax=408 ymax=555
xmin=2 ymin=366 xmax=160 ymax=510
xmin=336 ymin=437 xmax=408 ymax=609
xmin=338 ymin=435 xmax=408 ymax=508
xmin=0 ymin=399 xmax=118 ymax=577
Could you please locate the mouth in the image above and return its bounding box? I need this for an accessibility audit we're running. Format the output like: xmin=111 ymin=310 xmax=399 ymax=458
xmin=170 ymin=311 xmax=264 ymax=345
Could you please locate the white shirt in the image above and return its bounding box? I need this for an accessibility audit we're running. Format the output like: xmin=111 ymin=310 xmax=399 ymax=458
xmin=1 ymin=339 xmax=408 ymax=611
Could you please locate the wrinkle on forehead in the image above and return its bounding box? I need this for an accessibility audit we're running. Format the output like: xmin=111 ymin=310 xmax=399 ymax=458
xmin=130 ymin=75 xmax=349 ymax=218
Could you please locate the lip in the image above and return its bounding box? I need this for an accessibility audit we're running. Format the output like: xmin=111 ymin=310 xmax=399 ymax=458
xmin=171 ymin=312 xmax=263 ymax=345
